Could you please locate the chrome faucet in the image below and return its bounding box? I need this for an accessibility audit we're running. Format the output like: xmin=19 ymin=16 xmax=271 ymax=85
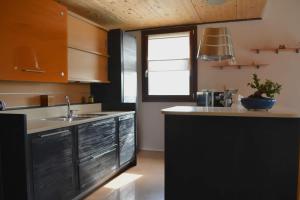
xmin=65 ymin=96 xmax=73 ymax=118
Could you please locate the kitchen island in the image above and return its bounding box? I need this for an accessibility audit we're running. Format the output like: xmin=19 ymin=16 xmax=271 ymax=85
xmin=162 ymin=106 xmax=300 ymax=200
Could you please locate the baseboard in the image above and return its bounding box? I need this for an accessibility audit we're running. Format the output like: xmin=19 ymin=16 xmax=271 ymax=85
xmin=138 ymin=147 xmax=164 ymax=152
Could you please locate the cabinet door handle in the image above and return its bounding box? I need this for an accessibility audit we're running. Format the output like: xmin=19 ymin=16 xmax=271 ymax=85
xmin=39 ymin=130 xmax=70 ymax=138
xmin=91 ymin=122 xmax=106 ymax=127
xmin=91 ymin=120 xmax=114 ymax=127
xmin=91 ymin=145 xmax=117 ymax=160
xmin=22 ymin=68 xmax=46 ymax=73
xmin=119 ymin=114 xmax=134 ymax=121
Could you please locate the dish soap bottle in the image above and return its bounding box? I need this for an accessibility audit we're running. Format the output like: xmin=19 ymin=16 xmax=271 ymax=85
xmin=88 ymin=95 xmax=94 ymax=104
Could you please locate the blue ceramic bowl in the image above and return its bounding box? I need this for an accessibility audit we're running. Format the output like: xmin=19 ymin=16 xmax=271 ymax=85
xmin=241 ymin=97 xmax=276 ymax=110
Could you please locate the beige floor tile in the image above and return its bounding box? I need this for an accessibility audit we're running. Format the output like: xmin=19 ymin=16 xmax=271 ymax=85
xmin=84 ymin=151 xmax=164 ymax=200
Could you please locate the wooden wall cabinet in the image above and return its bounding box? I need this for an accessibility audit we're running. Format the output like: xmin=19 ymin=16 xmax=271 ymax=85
xmin=91 ymin=29 xmax=137 ymax=111
xmin=0 ymin=0 xmax=68 ymax=83
xmin=68 ymin=14 xmax=109 ymax=83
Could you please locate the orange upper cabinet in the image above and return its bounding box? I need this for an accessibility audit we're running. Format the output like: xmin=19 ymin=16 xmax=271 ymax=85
xmin=67 ymin=13 xmax=109 ymax=83
xmin=68 ymin=14 xmax=108 ymax=56
xmin=0 ymin=0 xmax=68 ymax=83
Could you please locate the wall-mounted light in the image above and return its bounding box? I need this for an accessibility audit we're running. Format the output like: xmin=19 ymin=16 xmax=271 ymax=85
xmin=207 ymin=0 xmax=226 ymax=5
xmin=197 ymin=27 xmax=235 ymax=62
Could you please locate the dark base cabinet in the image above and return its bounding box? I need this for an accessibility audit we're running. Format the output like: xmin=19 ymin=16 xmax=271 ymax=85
xmin=79 ymin=147 xmax=118 ymax=190
xmin=31 ymin=128 xmax=76 ymax=200
xmin=119 ymin=114 xmax=136 ymax=167
xmin=78 ymin=118 xmax=117 ymax=161
xmin=0 ymin=139 xmax=3 ymax=200
xmin=0 ymin=113 xmax=136 ymax=200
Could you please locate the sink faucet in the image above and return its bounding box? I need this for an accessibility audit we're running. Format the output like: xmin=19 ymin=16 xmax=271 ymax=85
xmin=65 ymin=96 xmax=73 ymax=118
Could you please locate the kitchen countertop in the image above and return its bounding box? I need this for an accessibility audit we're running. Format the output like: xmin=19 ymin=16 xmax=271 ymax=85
xmin=161 ymin=105 xmax=300 ymax=118
xmin=27 ymin=111 xmax=135 ymax=134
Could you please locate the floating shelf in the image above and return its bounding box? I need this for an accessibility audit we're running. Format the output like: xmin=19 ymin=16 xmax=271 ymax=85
xmin=213 ymin=63 xmax=269 ymax=70
xmin=251 ymin=45 xmax=300 ymax=54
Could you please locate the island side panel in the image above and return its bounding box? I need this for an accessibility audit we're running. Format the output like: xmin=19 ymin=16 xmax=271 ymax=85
xmin=0 ymin=114 xmax=29 ymax=200
xmin=165 ymin=115 xmax=300 ymax=200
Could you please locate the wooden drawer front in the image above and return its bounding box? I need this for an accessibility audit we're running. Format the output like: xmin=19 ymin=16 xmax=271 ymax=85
xmin=78 ymin=118 xmax=116 ymax=161
xmin=119 ymin=115 xmax=135 ymax=166
xmin=79 ymin=147 xmax=117 ymax=190
xmin=31 ymin=129 xmax=75 ymax=200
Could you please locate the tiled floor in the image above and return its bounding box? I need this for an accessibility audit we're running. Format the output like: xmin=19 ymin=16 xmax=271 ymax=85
xmin=84 ymin=151 xmax=164 ymax=200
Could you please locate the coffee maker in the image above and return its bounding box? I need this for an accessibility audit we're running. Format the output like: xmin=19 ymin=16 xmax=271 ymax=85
xmin=196 ymin=89 xmax=238 ymax=107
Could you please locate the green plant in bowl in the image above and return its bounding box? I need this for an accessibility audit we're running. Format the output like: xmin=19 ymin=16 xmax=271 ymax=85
xmin=241 ymin=74 xmax=282 ymax=110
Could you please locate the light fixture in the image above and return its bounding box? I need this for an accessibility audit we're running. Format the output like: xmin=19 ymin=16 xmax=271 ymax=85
xmin=207 ymin=0 xmax=226 ymax=5
xmin=197 ymin=27 xmax=235 ymax=62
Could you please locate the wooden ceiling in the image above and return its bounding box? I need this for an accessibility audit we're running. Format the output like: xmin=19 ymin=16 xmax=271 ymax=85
xmin=56 ymin=0 xmax=267 ymax=30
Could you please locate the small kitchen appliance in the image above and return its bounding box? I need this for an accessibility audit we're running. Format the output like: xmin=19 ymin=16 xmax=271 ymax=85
xmin=196 ymin=89 xmax=238 ymax=107
xmin=0 ymin=100 xmax=7 ymax=111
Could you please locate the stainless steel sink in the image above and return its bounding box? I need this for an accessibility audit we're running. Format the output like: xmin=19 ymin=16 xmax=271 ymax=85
xmin=44 ymin=113 xmax=108 ymax=122
xmin=76 ymin=114 xmax=108 ymax=118
xmin=45 ymin=116 xmax=89 ymax=122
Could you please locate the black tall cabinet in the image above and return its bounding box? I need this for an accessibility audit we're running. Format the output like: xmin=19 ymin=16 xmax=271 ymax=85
xmin=91 ymin=29 xmax=137 ymax=111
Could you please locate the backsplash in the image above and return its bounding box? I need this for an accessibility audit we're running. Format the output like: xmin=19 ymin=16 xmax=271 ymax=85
xmin=1 ymin=103 xmax=102 ymax=120
xmin=0 ymin=81 xmax=90 ymax=108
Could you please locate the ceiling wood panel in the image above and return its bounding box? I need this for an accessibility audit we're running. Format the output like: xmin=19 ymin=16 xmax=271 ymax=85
xmin=237 ymin=0 xmax=267 ymax=19
xmin=191 ymin=0 xmax=237 ymax=22
xmin=56 ymin=0 xmax=267 ymax=30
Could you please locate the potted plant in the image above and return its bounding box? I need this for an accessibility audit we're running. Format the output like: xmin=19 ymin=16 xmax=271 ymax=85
xmin=241 ymin=74 xmax=282 ymax=110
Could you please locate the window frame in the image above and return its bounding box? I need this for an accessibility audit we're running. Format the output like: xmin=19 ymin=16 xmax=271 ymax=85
xmin=141 ymin=26 xmax=198 ymax=102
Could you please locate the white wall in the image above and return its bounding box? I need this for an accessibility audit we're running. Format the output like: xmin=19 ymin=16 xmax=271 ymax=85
xmin=131 ymin=0 xmax=300 ymax=151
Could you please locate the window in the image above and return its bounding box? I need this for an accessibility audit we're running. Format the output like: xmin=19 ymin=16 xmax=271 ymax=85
xmin=142 ymin=26 xmax=197 ymax=102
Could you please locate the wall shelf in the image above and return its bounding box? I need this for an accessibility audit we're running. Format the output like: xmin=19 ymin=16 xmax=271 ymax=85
xmin=212 ymin=63 xmax=269 ymax=70
xmin=251 ymin=45 xmax=300 ymax=54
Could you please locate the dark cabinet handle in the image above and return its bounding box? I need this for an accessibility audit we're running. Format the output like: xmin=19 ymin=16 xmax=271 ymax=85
xmin=91 ymin=122 xmax=106 ymax=127
xmin=91 ymin=145 xmax=117 ymax=160
xmin=39 ymin=130 xmax=71 ymax=138
xmin=91 ymin=119 xmax=114 ymax=127
xmin=119 ymin=114 xmax=134 ymax=121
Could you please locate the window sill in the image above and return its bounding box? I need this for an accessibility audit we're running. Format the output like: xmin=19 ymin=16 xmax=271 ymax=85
xmin=142 ymin=95 xmax=195 ymax=102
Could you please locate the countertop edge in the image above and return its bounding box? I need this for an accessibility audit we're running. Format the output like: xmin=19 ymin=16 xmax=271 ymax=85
xmin=161 ymin=106 xmax=300 ymax=118
xmin=161 ymin=111 xmax=300 ymax=118
xmin=27 ymin=111 xmax=135 ymax=134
